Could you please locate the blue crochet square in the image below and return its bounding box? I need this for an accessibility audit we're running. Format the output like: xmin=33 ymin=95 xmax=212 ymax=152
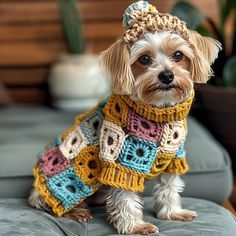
xmin=119 ymin=136 xmax=158 ymax=173
xmin=80 ymin=110 xmax=104 ymax=145
xmin=176 ymin=143 xmax=186 ymax=158
xmin=47 ymin=167 xmax=92 ymax=210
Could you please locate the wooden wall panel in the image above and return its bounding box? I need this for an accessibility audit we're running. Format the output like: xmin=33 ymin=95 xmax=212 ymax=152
xmin=0 ymin=68 xmax=48 ymax=86
xmin=8 ymin=88 xmax=48 ymax=104
xmin=0 ymin=42 xmax=67 ymax=66
xmin=0 ymin=0 xmax=218 ymax=23
xmin=0 ymin=0 xmax=218 ymax=104
xmin=0 ymin=22 xmax=122 ymax=42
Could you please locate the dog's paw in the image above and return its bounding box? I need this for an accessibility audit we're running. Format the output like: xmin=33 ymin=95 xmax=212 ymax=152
xmin=170 ymin=209 xmax=197 ymax=222
xmin=158 ymin=209 xmax=197 ymax=222
xmin=132 ymin=222 xmax=159 ymax=235
xmin=63 ymin=209 xmax=93 ymax=223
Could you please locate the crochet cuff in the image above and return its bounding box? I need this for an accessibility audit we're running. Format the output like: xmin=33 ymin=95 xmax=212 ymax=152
xmin=99 ymin=161 xmax=145 ymax=192
xmin=164 ymin=157 xmax=189 ymax=174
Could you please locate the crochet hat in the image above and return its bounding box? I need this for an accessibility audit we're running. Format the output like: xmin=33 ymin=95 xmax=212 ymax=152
xmin=123 ymin=1 xmax=189 ymax=44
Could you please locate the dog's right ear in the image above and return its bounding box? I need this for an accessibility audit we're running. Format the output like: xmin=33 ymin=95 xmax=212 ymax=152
xmin=100 ymin=39 xmax=134 ymax=95
xmin=189 ymin=30 xmax=221 ymax=84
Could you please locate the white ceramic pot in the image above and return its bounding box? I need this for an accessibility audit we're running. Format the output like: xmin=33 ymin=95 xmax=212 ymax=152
xmin=49 ymin=54 xmax=110 ymax=110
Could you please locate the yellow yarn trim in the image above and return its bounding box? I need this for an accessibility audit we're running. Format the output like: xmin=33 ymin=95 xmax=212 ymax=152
xmin=184 ymin=118 xmax=188 ymax=135
xmin=146 ymin=152 xmax=175 ymax=180
xmin=74 ymin=146 xmax=102 ymax=186
xmin=102 ymin=95 xmax=128 ymax=127
xmin=106 ymin=92 xmax=194 ymax=123
xmin=99 ymin=161 xmax=145 ymax=192
xmin=164 ymin=157 xmax=189 ymax=174
xmin=33 ymin=162 xmax=66 ymax=217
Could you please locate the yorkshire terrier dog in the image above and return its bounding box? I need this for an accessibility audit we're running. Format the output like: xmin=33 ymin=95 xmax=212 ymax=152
xmin=28 ymin=1 xmax=221 ymax=235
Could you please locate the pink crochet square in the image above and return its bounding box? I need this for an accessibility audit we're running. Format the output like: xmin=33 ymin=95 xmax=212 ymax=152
xmin=127 ymin=110 xmax=164 ymax=142
xmin=40 ymin=147 xmax=68 ymax=177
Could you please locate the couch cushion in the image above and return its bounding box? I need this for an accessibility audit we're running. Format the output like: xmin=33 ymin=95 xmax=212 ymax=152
xmin=0 ymin=197 xmax=235 ymax=236
xmin=0 ymin=106 xmax=73 ymax=178
xmin=185 ymin=118 xmax=231 ymax=173
xmin=0 ymin=106 xmax=233 ymax=202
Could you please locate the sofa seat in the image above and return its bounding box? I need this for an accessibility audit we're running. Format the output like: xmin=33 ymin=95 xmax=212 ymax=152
xmin=0 ymin=198 xmax=235 ymax=236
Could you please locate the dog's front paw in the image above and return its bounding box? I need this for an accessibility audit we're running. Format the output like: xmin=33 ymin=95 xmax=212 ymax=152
xmin=170 ymin=209 xmax=197 ymax=222
xmin=63 ymin=208 xmax=93 ymax=222
xmin=132 ymin=222 xmax=159 ymax=235
xmin=157 ymin=209 xmax=197 ymax=222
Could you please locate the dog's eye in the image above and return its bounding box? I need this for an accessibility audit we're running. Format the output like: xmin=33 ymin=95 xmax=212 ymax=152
xmin=172 ymin=51 xmax=183 ymax=62
xmin=138 ymin=55 xmax=152 ymax=65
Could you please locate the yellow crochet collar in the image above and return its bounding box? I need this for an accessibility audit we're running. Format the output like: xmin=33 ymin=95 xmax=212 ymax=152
xmin=114 ymin=91 xmax=194 ymax=123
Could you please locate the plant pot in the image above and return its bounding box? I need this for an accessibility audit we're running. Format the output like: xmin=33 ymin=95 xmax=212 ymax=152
xmin=49 ymin=54 xmax=110 ymax=110
xmin=194 ymin=84 xmax=236 ymax=172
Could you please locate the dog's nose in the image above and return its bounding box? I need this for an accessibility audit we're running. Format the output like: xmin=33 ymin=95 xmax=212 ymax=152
xmin=158 ymin=70 xmax=174 ymax=84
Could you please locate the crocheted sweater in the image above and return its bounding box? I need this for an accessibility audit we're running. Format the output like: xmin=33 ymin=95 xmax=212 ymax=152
xmin=33 ymin=93 xmax=194 ymax=217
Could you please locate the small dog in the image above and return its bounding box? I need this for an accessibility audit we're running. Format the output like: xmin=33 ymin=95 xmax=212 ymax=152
xmin=28 ymin=1 xmax=221 ymax=235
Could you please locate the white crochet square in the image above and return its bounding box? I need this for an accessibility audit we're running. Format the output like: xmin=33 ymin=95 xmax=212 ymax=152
xmin=160 ymin=121 xmax=186 ymax=153
xmin=80 ymin=110 xmax=103 ymax=146
xmin=59 ymin=126 xmax=89 ymax=160
xmin=99 ymin=120 xmax=125 ymax=162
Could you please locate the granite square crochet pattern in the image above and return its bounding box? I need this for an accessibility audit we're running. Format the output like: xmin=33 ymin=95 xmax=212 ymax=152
xmin=33 ymin=93 xmax=193 ymax=216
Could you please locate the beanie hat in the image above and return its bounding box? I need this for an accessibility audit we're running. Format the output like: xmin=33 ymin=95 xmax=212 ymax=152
xmin=123 ymin=1 xmax=189 ymax=44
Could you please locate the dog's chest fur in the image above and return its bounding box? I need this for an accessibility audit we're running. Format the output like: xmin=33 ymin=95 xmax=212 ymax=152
xmin=33 ymin=93 xmax=193 ymax=217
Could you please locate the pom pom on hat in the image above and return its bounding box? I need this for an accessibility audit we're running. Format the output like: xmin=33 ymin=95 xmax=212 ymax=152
xmin=123 ymin=1 xmax=157 ymax=28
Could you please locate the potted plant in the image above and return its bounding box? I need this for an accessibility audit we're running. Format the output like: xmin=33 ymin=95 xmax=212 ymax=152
xmin=172 ymin=0 xmax=236 ymax=171
xmin=49 ymin=0 xmax=110 ymax=110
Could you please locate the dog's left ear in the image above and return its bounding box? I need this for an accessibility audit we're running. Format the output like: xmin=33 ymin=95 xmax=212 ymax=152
xmin=189 ymin=30 xmax=222 ymax=83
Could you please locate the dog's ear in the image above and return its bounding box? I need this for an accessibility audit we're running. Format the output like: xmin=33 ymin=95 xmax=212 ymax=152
xmin=100 ymin=39 xmax=134 ymax=94
xmin=189 ymin=30 xmax=221 ymax=83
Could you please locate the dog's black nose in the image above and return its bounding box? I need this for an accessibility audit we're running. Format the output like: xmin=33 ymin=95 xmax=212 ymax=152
xmin=158 ymin=70 xmax=174 ymax=84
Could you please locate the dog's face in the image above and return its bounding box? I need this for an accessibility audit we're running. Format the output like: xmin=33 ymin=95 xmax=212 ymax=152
xmin=129 ymin=31 xmax=194 ymax=107
xmin=101 ymin=30 xmax=221 ymax=107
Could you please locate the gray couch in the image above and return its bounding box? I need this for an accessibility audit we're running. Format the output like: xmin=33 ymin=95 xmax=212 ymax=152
xmin=0 ymin=106 xmax=235 ymax=236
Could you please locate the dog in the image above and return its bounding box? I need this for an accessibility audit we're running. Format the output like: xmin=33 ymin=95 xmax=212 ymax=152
xmin=28 ymin=1 xmax=221 ymax=235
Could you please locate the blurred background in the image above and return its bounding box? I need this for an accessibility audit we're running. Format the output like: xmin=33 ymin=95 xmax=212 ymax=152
xmin=0 ymin=0 xmax=219 ymax=105
xmin=0 ymin=0 xmax=235 ymax=207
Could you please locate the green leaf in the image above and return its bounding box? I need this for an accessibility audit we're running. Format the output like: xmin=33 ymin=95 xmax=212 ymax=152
xmin=196 ymin=25 xmax=213 ymax=37
xmin=220 ymin=0 xmax=230 ymax=33
xmin=171 ymin=1 xmax=205 ymax=29
xmin=219 ymin=0 xmax=236 ymax=33
xmin=57 ymin=0 xmax=84 ymax=54
xmin=223 ymin=56 xmax=236 ymax=86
